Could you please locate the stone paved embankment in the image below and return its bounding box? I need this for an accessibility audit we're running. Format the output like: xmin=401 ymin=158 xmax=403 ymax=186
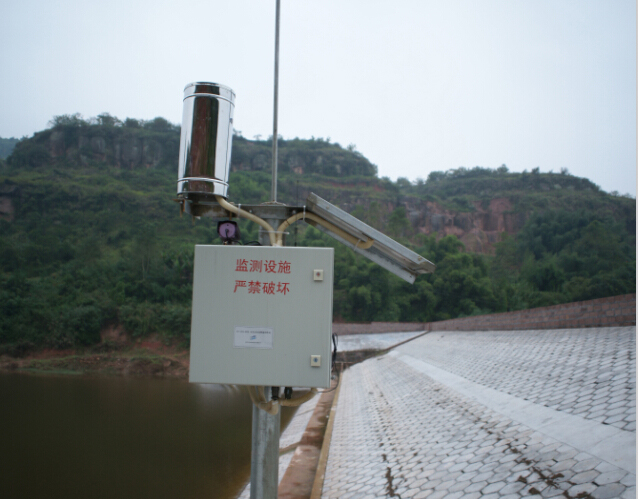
xmin=321 ymin=327 xmax=636 ymax=498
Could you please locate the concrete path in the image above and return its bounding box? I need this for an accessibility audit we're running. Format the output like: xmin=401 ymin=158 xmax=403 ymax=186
xmin=321 ymin=327 xmax=635 ymax=499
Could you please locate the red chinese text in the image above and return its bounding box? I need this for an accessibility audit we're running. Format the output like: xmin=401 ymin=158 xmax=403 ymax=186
xmin=278 ymin=261 xmax=291 ymax=274
xmin=264 ymin=260 xmax=277 ymax=273
xmin=233 ymin=280 xmax=291 ymax=296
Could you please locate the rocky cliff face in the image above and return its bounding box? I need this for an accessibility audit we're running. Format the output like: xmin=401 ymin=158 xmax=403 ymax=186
xmin=407 ymin=197 xmax=527 ymax=253
xmin=49 ymin=130 xmax=165 ymax=169
xmin=0 ymin=181 xmax=19 ymax=222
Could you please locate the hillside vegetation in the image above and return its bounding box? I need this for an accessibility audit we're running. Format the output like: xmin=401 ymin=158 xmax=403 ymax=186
xmin=0 ymin=114 xmax=634 ymax=354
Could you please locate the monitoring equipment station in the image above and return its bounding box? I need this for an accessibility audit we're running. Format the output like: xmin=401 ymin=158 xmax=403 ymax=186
xmin=176 ymin=81 xmax=435 ymax=389
xmin=176 ymin=73 xmax=435 ymax=498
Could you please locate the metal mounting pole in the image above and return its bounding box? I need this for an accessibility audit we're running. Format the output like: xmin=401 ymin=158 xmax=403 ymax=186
xmin=251 ymin=2 xmax=283 ymax=496
xmin=249 ymin=219 xmax=284 ymax=499
xmin=271 ymin=0 xmax=280 ymax=203
xmin=250 ymin=390 xmax=280 ymax=499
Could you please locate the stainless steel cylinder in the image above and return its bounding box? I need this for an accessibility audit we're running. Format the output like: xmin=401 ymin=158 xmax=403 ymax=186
xmin=177 ymin=82 xmax=235 ymax=199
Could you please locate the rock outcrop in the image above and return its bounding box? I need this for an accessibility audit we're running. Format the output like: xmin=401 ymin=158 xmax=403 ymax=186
xmin=0 ymin=181 xmax=19 ymax=222
xmin=49 ymin=130 xmax=165 ymax=169
xmin=408 ymin=198 xmax=528 ymax=253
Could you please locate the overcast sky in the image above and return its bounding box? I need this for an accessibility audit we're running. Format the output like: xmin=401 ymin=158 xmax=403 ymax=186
xmin=1 ymin=0 xmax=635 ymax=196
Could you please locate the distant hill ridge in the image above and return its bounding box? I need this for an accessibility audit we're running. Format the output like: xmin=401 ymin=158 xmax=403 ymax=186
xmin=1 ymin=113 xmax=377 ymax=176
xmin=0 ymin=113 xmax=634 ymax=255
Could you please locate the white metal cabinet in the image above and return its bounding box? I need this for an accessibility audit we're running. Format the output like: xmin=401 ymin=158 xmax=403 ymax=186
xmin=189 ymin=245 xmax=334 ymax=388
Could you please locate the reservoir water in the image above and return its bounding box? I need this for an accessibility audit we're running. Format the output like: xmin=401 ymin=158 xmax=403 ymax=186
xmin=1 ymin=373 xmax=295 ymax=499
